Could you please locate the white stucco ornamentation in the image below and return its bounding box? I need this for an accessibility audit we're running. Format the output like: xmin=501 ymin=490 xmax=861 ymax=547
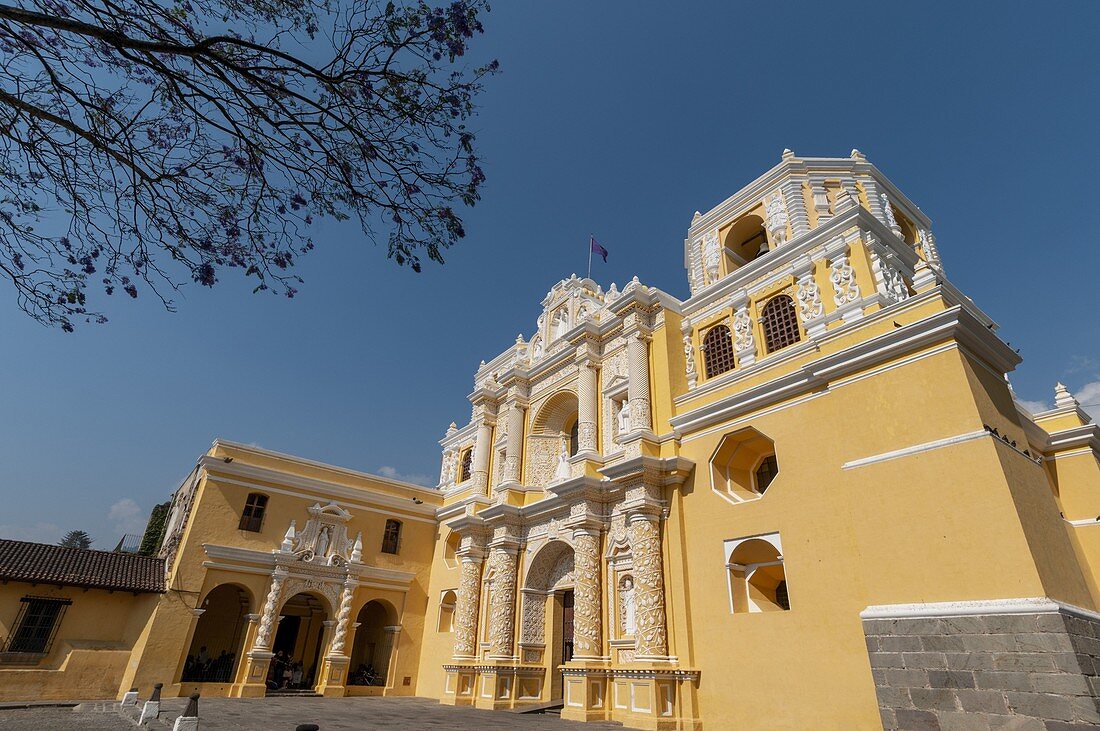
xmin=919 ymin=229 xmax=942 ymax=270
xmin=329 ymin=580 xmax=355 ymax=655
xmin=733 ymin=308 xmax=755 ymax=353
xmin=255 ymin=570 xmax=287 ymax=650
xmin=619 ymin=575 xmax=636 ymax=636
xmin=487 ymin=547 xmax=519 ymax=657
xmin=572 ymin=530 xmax=602 ymax=658
xmin=452 ymin=555 xmax=483 ymax=658
xmin=702 ymin=231 xmax=720 ymax=285
xmin=765 ymin=191 xmax=789 ymax=247
xmin=796 ymin=272 xmax=824 ymax=321
xmin=629 ymin=515 xmax=667 ymax=658
xmin=288 ymin=503 xmax=356 ymax=566
xmin=830 ymin=254 xmax=860 ymax=307
xmin=683 ymin=334 xmax=697 ymax=389
xmin=881 ymin=193 xmax=904 ymax=240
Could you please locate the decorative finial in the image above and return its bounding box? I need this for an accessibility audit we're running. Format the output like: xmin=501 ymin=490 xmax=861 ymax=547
xmin=692 ymin=211 xmax=702 ymax=221
xmin=350 ymin=532 xmax=363 ymax=563
xmin=281 ymin=520 xmax=296 ymax=553
xmin=782 ymin=148 xmax=795 ymax=159
xmin=850 ymin=148 xmax=865 ymax=159
xmin=515 ymin=333 xmax=525 ymax=345
xmin=1055 ymin=383 xmax=1079 ymax=409
xmin=447 ymin=421 xmax=458 ymax=433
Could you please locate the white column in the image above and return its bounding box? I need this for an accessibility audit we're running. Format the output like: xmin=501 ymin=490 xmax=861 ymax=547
xmin=781 ymin=176 xmax=810 ymax=238
xmin=731 ymin=289 xmax=757 ymax=367
xmin=627 ymin=512 xmax=668 ymax=659
xmin=626 ymin=330 xmax=652 ymax=433
xmin=253 ymin=569 xmax=286 ymax=651
xmin=571 ymin=526 xmax=602 ymax=659
xmin=502 ymin=396 xmax=525 ymax=484
xmin=576 ymin=354 xmax=599 ymax=455
xmin=470 ymin=408 xmax=494 ymax=492
xmin=487 ymin=544 xmax=519 ymax=659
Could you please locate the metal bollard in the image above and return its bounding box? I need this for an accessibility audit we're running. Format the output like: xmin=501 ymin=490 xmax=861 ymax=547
xmin=139 ymin=682 xmax=163 ymax=725
xmin=121 ymin=687 xmax=139 ymax=707
xmin=171 ymin=692 xmax=199 ymax=731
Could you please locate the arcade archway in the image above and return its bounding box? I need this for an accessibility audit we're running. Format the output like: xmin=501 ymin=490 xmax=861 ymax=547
xmin=182 ymin=584 xmax=251 ymax=684
xmin=348 ymin=600 xmax=399 ymax=688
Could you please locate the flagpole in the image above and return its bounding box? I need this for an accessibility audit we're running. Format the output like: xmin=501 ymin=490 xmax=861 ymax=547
xmin=587 ymin=234 xmax=593 ymax=280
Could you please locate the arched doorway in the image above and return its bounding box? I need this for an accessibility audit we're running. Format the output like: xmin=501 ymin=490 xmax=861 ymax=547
xmin=348 ymin=600 xmax=399 ymax=688
xmin=268 ymin=592 xmax=329 ymax=691
xmin=182 ymin=584 xmax=251 ymax=683
xmin=519 ymin=540 xmax=575 ymax=701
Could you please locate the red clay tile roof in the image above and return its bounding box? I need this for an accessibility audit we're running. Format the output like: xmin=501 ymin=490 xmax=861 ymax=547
xmin=0 ymin=539 xmax=165 ymax=593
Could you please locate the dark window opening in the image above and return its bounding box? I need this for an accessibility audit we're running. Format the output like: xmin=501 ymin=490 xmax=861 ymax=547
xmin=568 ymin=420 xmax=579 ymax=456
xmin=458 ymin=449 xmax=473 ymax=482
xmin=381 ymin=519 xmax=402 ymax=555
xmin=755 ymin=455 xmax=779 ymax=494
xmin=702 ymin=324 xmax=736 ymax=379
xmin=775 ymin=580 xmax=790 ymax=611
xmin=761 ymin=295 xmax=801 ymax=354
xmin=238 ymin=493 xmax=268 ymax=532
xmin=3 ymin=596 xmax=71 ymax=654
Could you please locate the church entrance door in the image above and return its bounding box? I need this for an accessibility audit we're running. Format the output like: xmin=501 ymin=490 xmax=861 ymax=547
xmin=267 ymin=592 xmax=327 ymax=693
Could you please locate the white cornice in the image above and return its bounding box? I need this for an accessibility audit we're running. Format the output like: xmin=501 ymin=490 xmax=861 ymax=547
xmin=210 ymin=439 xmax=442 ymax=500
xmin=201 ymin=544 xmax=417 ymax=587
xmin=1044 ymin=424 xmax=1100 ymax=454
xmin=670 ymin=306 xmax=1019 ymax=436
xmin=861 ymin=597 xmax=1100 ymax=624
xmin=199 ymin=458 xmax=439 ymax=520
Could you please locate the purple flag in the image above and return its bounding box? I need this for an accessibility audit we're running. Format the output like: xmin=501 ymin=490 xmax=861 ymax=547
xmin=590 ymin=236 xmax=608 ymax=263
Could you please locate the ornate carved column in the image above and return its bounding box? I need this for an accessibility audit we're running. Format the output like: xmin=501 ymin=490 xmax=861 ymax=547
xmin=502 ymin=393 xmax=526 ymax=484
xmin=731 ymin=289 xmax=757 ymax=367
xmin=329 ymin=579 xmax=355 ymax=656
xmin=625 ymin=329 xmax=652 ymax=433
xmin=571 ymin=525 xmax=603 ymax=659
xmin=487 ymin=543 xmax=519 ymax=659
xmin=793 ymin=255 xmax=826 ymax=338
xmin=470 ymin=406 xmax=495 ymax=492
xmin=453 ymin=548 xmax=486 ymax=660
xmin=627 ymin=511 xmax=668 ymax=659
xmin=253 ymin=568 xmax=287 ymax=651
xmin=576 ymin=351 xmax=599 ymax=455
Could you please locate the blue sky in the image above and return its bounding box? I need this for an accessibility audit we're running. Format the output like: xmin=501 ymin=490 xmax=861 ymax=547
xmin=2 ymin=1 xmax=1098 ymax=546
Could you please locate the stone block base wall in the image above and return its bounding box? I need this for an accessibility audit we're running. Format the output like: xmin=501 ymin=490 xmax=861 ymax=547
xmin=862 ymin=599 xmax=1100 ymax=730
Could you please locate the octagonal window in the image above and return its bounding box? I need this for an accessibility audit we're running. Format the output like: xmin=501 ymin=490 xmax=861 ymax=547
xmin=710 ymin=428 xmax=780 ymax=502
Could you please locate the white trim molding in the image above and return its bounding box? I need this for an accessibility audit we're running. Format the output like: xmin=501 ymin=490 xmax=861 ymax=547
xmin=860 ymin=597 xmax=1100 ymax=624
xmin=842 ymin=430 xmax=987 ymax=470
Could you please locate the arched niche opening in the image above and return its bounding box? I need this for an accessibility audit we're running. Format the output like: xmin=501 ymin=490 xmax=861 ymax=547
xmin=723 ymin=213 xmax=770 ymax=272
xmin=349 ymin=599 xmax=400 ymax=687
xmin=269 ymin=592 xmax=329 ymax=690
xmin=528 ymin=390 xmax=580 ymax=487
xmin=182 ymin=583 xmax=252 ymax=683
xmin=728 ymin=538 xmax=789 ymax=613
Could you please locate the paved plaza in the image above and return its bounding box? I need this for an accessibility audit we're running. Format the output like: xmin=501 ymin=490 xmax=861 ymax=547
xmin=0 ymin=697 xmax=625 ymax=730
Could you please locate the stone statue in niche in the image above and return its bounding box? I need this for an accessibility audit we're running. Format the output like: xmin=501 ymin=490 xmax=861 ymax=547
xmin=316 ymin=526 xmax=330 ymax=559
xmin=619 ymin=575 xmax=636 ymax=636
xmin=702 ymin=234 xmax=720 ymax=284
xmin=554 ymin=439 xmax=571 ymax=482
xmin=617 ymin=400 xmax=631 ymax=435
xmin=554 ymin=310 xmax=569 ymax=340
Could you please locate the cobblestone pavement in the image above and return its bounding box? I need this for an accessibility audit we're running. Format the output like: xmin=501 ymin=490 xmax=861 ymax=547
xmin=1 ymin=697 xmax=624 ymax=730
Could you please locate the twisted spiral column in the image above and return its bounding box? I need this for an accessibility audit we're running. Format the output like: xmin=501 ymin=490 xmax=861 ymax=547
xmin=253 ymin=569 xmax=286 ymax=651
xmin=329 ymin=580 xmax=355 ymax=655
xmin=452 ymin=554 xmax=484 ymax=659
xmin=628 ymin=513 xmax=668 ymax=659
xmin=572 ymin=527 xmax=602 ymax=659
xmin=626 ymin=330 xmax=652 ymax=433
xmin=487 ymin=546 xmax=519 ymax=658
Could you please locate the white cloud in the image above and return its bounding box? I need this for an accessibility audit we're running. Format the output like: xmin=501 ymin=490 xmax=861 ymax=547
xmin=377 ymin=466 xmax=434 ymax=487
xmin=0 ymin=522 xmax=63 ymax=544
xmin=1073 ymin=380 xmax=1100 ymax=409
xmin=1017 ymin=399 xmax=1049 ymax=414
xmin=108 ymin=498 xmax=147 ymax=536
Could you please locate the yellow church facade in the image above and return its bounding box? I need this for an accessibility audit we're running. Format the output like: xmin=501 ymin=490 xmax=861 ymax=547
xmin=3 ymin=151 xmax=1100 ymax=730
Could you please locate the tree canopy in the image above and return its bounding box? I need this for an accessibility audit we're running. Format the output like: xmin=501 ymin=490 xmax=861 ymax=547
xmin=59 ymin=529 xmax=93 ymax=548
xmin=0 ymin=0 xmax=494 ymax=330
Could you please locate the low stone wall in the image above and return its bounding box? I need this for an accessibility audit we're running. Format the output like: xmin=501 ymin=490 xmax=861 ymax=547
xmin=862 ymin=599 xmax=1100 ymax=730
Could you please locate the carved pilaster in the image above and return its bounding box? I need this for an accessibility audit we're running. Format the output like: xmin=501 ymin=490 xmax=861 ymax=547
xmin=627 ymin=512 xmax=668 ymax=659
xmin=453 ymin=552 xmax=485 ymax=659
xmin=572 ymin=527 xmax=603 ymax=659
xmin=781 ymin=176 xmax=810 ymax=238
xmin=501 ymin=387 xmax=527 ymax=485
xmin=681 ymin=319 xmax=697 ymax=389
xmin=731 ymin=289 xmax=757 ymax=367
xmin=487 ymin=545 xmax=519 ymax=658
xmin=793 ymin=256 xmax=826 ymax=338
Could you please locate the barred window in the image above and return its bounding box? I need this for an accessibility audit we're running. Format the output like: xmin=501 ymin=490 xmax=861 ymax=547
xmin=381 ymin=519 xmax=402 ymax=554
xmin=238 ymin=493 xmax=268 ymax=532
xmin=775 ymin=580 xmax=791 ymax=611
xmin=458 ymin=448 xmax=473 ymax=482
xmin=754 ymin=455 xmax=779 ymax=494
xmin=761 ymin=295 xmax=801 ymax=353
xmin=3 ymin=596 xmax=71 ymax=654
xmin=702 ymin=325 xmax=736 ymax=379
